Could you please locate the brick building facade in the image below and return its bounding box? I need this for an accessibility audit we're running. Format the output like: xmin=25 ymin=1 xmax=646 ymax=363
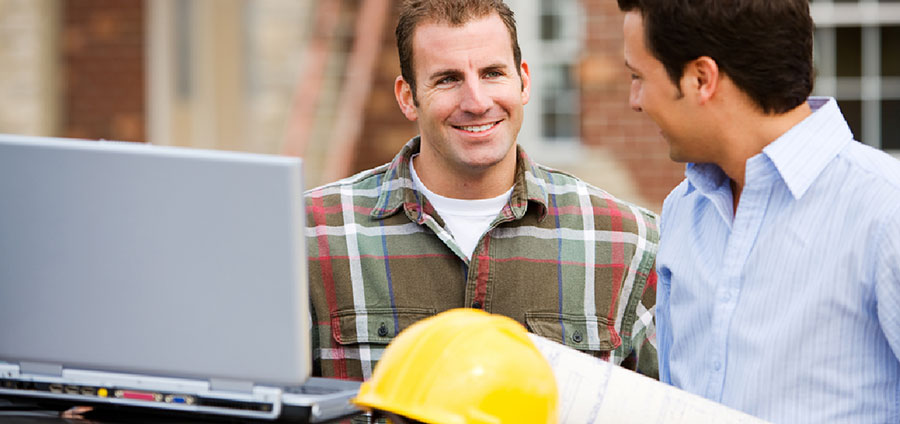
xmin=0 ymin=0 xmax=735 ymax=212
xmin=3 ymin=0 xmax=899 ymax=211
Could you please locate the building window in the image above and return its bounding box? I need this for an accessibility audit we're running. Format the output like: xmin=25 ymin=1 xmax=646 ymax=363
xmin=538 ymin=1 xmax=581 ymax=143
xmin=507 ymin=0 xmax=583 ymax=148
xmin=811 ymin=0 xmax=900 ymax=151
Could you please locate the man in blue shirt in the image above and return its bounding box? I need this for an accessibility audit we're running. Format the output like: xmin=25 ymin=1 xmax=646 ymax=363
xmin=618 ymin=0 xmax=900 ymax=422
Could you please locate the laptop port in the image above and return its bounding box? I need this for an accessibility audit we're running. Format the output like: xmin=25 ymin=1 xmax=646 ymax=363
xmin=164 ymin=394 xmax=195 ymax=405
xmin=64 ymin=385 xmax=79 ymax=395
xmin=80 ymin=386 xmax=97 ymax=396
xmin=115 ymin=389 xmax=162 ymax=402
xmin=49 ymin=383 xmax=63 ymax=393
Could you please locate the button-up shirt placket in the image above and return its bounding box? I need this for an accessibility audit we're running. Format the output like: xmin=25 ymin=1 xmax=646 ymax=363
xmin=701 ymin=156 xmax=779 ymax=401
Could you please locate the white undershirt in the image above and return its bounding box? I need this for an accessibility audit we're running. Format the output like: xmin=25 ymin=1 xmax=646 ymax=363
xmin=409 ymin=155 xmax=512 ymax=260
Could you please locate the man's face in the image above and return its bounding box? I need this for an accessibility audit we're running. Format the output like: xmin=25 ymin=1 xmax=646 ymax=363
xmin=623 ymin=11 xmax=698 ymax=163
xmin=395 ymin=13 xmax=530 ymax=178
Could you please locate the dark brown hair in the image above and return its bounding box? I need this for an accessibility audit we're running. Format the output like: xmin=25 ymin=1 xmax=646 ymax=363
xmin=618 ymin=0 xmax=814 ymax=114
xmin=396 ymin=0 xmax=522 ymax=103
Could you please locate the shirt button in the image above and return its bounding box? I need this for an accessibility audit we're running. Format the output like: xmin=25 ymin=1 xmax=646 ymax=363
xmin=720 ymin=292 xmax=731 ymax=302
xmin=377 ymin=323 xmax=388 ymax=337
xmin=572 ymin=331 xmax=583 ymax=344
xmin=471 ymin=301 xmax=482 ymax=309
xmin=713 ymin=360 xmax=722 ymax=371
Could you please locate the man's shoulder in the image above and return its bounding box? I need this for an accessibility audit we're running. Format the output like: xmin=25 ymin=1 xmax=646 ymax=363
xmin=838 ymin=142 xmax=900 ymax=194
xmin=833 ymin=145 xmax=900 ymax=227
xmin=304 ymin=162 xmax=393 ymax=199
xmin=654 ymin=178 xmax=691 ymax=235
xmin=660 ymin=178 xmax=692 ymax=208
xmin=301 ymin=162 xmax=400 ymax=225
xmin=305 ymin=137 xmax=419 ymax=201
xmin=531 ymin=162 xmax=660 ymax=233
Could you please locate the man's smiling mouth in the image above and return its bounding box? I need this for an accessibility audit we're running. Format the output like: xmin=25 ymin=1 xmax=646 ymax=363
xmin=453 ymin=121 xmax=500 ymax=133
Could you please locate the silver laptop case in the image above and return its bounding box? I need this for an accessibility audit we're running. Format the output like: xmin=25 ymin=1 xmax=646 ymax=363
xmin=0 ymin=134 xmax=359 ymax=422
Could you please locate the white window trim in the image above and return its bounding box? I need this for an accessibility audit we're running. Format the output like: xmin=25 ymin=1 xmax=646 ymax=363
xmin=506 ymin=0 xmax=586 ymax=164
xmin=146 ymin=0 xmax=246 ymax=151
xmin=811 ymin=3 xmax=900 ymax=27
xmin=811 ymin=1 xmax=900 ymax=151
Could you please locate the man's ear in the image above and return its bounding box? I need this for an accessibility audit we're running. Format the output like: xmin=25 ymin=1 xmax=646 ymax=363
xmin=394 ymin=76 xmax=418 ymax=121
xmin=685 ymin=56 xmax=719 ymax=105
xmin=520 ymin=60 xmax=531 ymax=105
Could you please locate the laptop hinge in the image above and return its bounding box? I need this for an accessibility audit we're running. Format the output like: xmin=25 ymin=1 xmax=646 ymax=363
xmin=209 ymin=378 xmax=254 ymax=394
xmin=18 ymin=362 xmax=63 ymax=377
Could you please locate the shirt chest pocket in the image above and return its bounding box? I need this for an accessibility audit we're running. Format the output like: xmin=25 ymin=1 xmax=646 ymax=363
xmin=525 ymin=311 xmax=621 ymax=355
xmin=331 ymin=307 xmax=436 ymax=345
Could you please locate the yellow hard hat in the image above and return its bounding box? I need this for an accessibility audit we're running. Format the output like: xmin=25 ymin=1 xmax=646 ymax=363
xmin=353 ymin=308 xmax=558 ymax=424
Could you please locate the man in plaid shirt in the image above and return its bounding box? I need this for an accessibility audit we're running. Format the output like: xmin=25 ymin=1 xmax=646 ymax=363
xmin=305 ymin=0 xmax=659 ymax=382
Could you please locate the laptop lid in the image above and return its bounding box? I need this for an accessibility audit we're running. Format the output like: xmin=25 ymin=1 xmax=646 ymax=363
xmin=0 ymin=134 xmax=309 ymax=387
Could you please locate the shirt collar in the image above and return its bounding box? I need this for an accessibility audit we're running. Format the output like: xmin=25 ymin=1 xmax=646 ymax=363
xmin=370 ymin=137 xmax=550 ymax=222
xmin=762 ymin=97 xmax=853 ymax=200
xmin=684 ymin=162 xmax=729 ymax=197
xmin=684 ymin=97 xmax=853 ymax=200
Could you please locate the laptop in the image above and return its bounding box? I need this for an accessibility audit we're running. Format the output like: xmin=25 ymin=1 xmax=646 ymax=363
xmin=0 ymin=134 xmax=361 ymax=422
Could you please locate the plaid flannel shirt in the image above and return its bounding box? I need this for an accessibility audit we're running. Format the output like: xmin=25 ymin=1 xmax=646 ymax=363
xmin=305 ymin=137 xmax=660 ymax=381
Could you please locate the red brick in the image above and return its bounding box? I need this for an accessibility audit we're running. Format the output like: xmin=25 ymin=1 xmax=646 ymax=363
xmin=61 ymin=0 xmax=145 ymax=142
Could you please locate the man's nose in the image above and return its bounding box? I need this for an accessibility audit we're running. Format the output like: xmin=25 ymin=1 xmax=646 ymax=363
xmin=629 ymin=80 xmax=643 ymax=112
xmin=459 ymin=79 xmax=492 ymax=115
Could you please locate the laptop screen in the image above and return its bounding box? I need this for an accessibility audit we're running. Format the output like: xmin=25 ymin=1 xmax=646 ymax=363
xmin=0 ymin=134 xmax=309 ymax=387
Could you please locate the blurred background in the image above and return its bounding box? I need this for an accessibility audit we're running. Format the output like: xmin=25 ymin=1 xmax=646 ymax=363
xmin=0 ymin=0 xmax=897 ymax=213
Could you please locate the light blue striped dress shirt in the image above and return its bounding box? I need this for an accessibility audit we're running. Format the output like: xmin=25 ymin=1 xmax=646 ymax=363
xmin=657 ymin=97 xmax=900 ymax=423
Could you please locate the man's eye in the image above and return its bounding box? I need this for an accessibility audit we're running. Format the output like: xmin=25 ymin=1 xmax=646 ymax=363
xmin=630 ymin=73 xmax=641 ymax=80
xmin=485 ymin=71 xmax=503 ymax=78
xmin=438 ymin=76 xmax=458 ymax=85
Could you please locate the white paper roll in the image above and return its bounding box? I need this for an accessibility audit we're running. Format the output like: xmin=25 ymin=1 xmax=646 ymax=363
xmin=527 ymin=334 xmax=771 ymax=424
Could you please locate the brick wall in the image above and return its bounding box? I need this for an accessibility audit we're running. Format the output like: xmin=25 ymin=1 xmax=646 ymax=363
xmin=61 ymin=0 xmax=144 ymax=142
xmin=580 ymin=0 xmax=684 ymax=208
xmin=353 ymin=5 xmax=418 ymax=173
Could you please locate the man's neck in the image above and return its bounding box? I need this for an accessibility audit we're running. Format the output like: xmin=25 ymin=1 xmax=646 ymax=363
xmin=718 ymin=101 xmax=812 ymax=213
xmin=411 ymin=151 xmax=517 ymax=200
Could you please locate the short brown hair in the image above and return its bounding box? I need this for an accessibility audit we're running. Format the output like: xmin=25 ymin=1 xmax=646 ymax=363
xmin=618 ymin=0 xmax=814 ymax=114
xmin=396 ymin=0 xmax=522 ymax=103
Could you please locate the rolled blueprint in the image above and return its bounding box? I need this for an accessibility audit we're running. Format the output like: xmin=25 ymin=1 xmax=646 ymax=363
xmin=527 ymin=334 xmax=770 ymax=424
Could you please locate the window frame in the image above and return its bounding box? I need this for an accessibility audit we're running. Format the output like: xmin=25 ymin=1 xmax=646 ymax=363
xmin=811 ymin=0 xmax=900 ymax=152
xmin=506 ymin=0 xmax=586 ymax=162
